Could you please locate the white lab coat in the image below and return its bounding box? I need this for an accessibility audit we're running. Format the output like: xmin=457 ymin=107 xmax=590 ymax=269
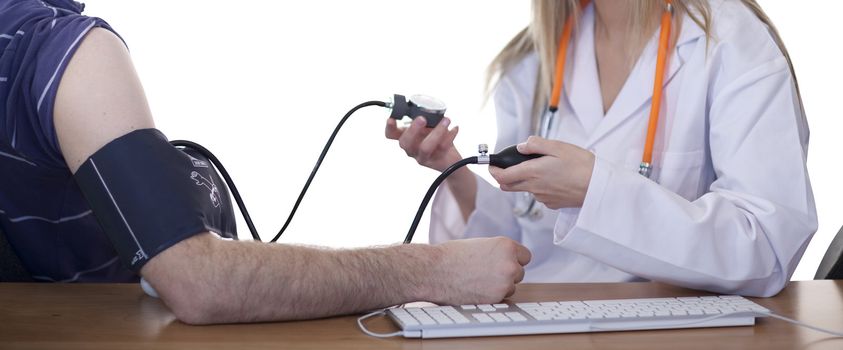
xmin=430 ymin=0 xmax=816 ymax=297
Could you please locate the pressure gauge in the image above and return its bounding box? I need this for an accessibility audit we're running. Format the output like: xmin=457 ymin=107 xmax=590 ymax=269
xmin=389 ymin=94 xmax=447 ymax=127
xmin=409 ymin=94 xmax=446 ymax=115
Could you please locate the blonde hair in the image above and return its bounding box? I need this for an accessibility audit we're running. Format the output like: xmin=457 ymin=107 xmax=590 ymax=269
xmin=487 ymin=0 xmax=802 ymax=131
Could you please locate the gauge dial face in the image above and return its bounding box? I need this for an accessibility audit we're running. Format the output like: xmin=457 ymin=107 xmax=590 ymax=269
xmin=410 ymin=94 xmax=447 ymax=114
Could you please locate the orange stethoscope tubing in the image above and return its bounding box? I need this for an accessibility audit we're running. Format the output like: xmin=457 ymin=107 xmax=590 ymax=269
xmin=548 ymin=0 xmax=674 ymax=178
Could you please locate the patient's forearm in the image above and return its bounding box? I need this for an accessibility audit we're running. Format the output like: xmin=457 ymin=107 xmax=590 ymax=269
xmin=142 ymin=233 xmax=439 ymax=324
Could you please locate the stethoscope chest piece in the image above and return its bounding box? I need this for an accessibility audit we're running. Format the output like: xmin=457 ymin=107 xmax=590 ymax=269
xmin=513 ymin=192 xmax=543 ymax=220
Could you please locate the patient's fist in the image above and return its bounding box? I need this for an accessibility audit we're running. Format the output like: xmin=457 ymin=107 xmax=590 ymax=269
xmin=432 ymin=237 xmax=531 ymax=305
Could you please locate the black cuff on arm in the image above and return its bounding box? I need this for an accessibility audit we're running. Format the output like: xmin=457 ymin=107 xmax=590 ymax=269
xmin=74 ymin=128 xmax=236 ymax=272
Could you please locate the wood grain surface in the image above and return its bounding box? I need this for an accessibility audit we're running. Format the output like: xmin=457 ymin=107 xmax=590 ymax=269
xmin=1 ymin=281 xmax=842 ymax=349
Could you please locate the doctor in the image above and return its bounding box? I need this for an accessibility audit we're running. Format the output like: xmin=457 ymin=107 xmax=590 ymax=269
xmin=386 ymin=0 xmax=816 ymax=297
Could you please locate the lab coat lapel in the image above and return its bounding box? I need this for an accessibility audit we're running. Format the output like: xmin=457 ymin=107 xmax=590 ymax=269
xmin=584 ymin=15 xmax=705 ymax=149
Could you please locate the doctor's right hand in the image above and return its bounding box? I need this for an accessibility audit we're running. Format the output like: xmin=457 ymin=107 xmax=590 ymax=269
xmin=430 ymin=237 xmax=532 ymax=305
xmin=385 ymin=116 xmax=461 ymax=172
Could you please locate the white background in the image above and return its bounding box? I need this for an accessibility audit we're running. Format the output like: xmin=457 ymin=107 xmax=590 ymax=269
xmin=80 ymin=0 xmax=841 ymax=281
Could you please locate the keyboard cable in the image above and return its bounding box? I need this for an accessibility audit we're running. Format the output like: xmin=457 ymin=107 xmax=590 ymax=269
xmin=358 ymin=309 xmax=412 ymax=338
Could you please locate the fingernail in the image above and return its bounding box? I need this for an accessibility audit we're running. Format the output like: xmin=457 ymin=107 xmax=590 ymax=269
xmin=440 ymin=118 xmax=451 ymax=127
xmin=414 ymin=117 xmax=426 ymax=126
xmin=516 ymin=142 xmax=527 ymax=152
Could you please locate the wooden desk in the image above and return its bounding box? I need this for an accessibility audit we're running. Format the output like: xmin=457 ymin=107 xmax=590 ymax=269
xmin=1 ymin=281 xmax=842 ymax=349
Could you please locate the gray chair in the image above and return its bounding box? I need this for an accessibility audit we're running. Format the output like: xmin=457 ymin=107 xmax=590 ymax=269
xmin=0 ymin=226 xmax=32 ymax=282
xmin=815 ymin=225 xmax=843 ymax=280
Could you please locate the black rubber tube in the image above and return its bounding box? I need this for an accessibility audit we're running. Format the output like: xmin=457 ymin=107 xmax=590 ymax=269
xmin=403 ymin=156 xmax=478 ymax=244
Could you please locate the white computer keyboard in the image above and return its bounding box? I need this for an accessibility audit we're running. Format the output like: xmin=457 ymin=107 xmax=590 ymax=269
xmin=385 ymin=295 xmax=770 ymax=338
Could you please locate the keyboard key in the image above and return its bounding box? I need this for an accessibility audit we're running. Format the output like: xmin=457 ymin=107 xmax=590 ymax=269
xmin=478 ymin=304 xmax=496 ymax=312
xmin=448 ymin=312 xmax=463 ymax=319
xmin=558 ymin=301 xmax=586 ymax=307
xmin=398 ymin=316 xmax=419 ymax=326
xmin=520 ymin=308 xmax=538 ymax=315
xmin=678 ymin=297 xmax=701 ymax=301
xmin=505 ymin=312 xmax=527 ymax=322
xmin=416 ymin=314 xmax=436 ymax=325
xmin=493 ymin=304 xmax=509 ymax=309
xmin=703 ymin=308 xmax=721 ymax=315
xmin=449 ymin=314 xmax=470 ymax=324
xmin=489 ymin=313 xmax=511 ymax=322
xmin=525 ymin=312 xmax=546 ymax=320
xmin=472 ymin=313 xmax=494 ymax=323
xmin=516 ymin=302 xmax=540 ymax=308
xmin=460 ymin=305 xmax=477 ymax=310
xmin=425 ymin=311 xmax=445 ymax=320
xmin=392 ymin=308 xmax=409 ymax=316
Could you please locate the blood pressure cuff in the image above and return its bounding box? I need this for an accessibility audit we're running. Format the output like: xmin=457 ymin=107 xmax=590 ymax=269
xmin=74 ymin=128 xmax=237 ymax=272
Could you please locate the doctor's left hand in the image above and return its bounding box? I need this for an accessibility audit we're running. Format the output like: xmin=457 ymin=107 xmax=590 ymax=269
xmin=489 ymin=136 xmax=595 ymax=209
